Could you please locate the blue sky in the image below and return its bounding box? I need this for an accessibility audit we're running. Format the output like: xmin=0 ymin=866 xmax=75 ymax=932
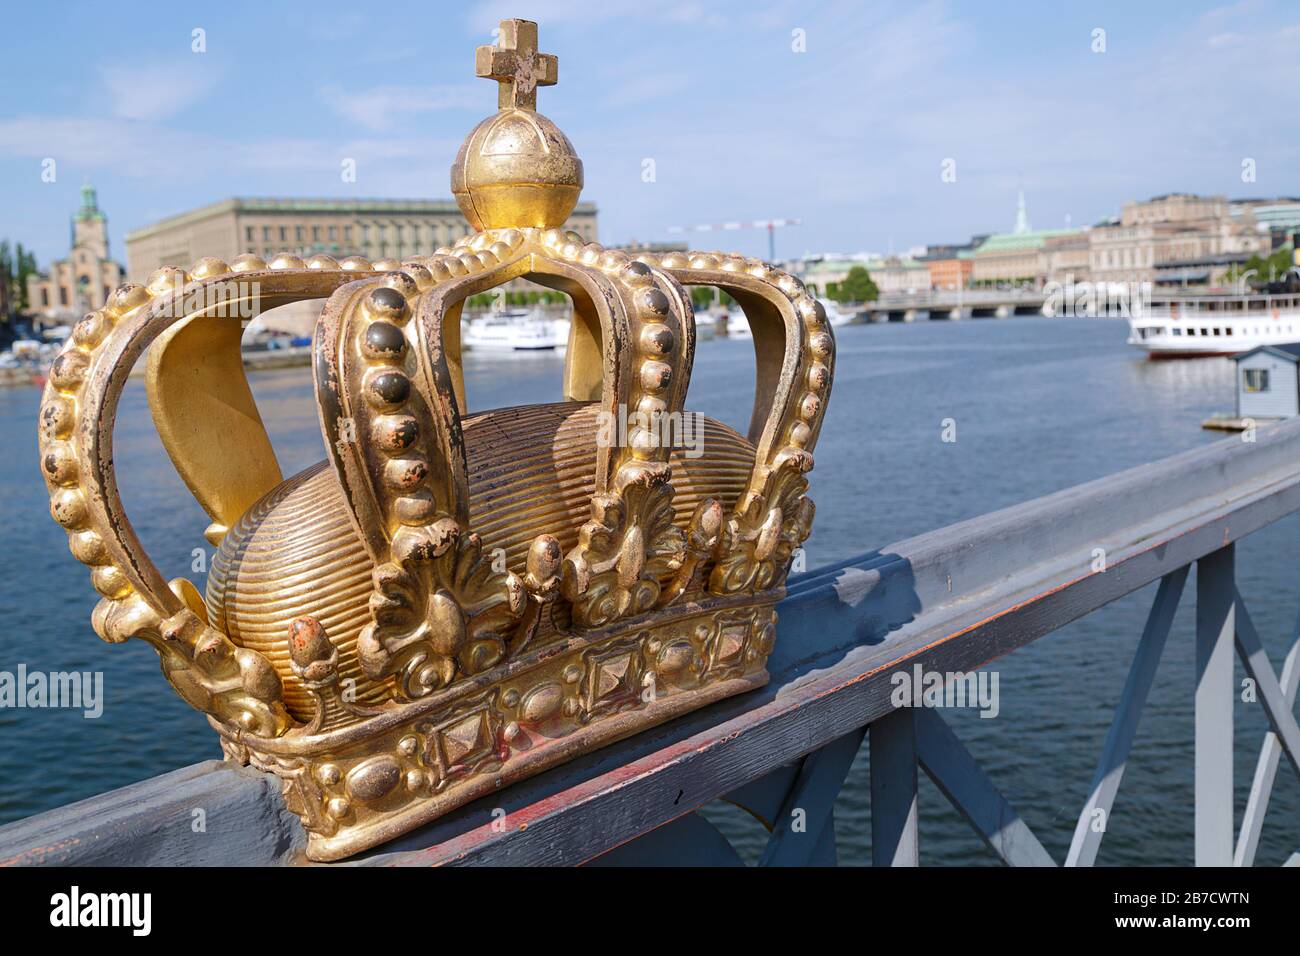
xmin=2 ymin=0 xmax=1299 ymax=266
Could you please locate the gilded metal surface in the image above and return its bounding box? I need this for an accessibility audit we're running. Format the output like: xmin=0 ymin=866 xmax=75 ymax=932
xmin=36 ymin=18 xmax=834 ymax=861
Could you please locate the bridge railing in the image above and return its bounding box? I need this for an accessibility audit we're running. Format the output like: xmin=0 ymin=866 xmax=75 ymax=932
xmin=3 ymin=420 xmax=1299 ymax=866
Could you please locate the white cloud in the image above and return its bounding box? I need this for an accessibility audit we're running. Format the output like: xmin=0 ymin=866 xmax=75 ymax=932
xmin=602 ymin=71 xmax=691 ymax=108
xmin=100 ymin=61 xmax=221 ymax=121
xmin=320 ymin=84 xmax=483 ymax=132
xmin=464 ymin=0 xmax=727 ymax=33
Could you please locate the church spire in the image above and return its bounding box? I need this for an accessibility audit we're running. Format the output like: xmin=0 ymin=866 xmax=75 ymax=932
xmin=77 ymin=182 xmax=104 ymax=223
xmin=1013 ymin=188 xmax=1031 ymax=235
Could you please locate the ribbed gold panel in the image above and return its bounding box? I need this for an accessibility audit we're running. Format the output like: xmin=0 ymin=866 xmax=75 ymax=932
xmin=206 ymin=401 xmax=756 ymax=720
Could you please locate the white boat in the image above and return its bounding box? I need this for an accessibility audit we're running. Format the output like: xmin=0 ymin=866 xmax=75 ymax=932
xmin=692 ymin=311 xmax=718 ymax=341
xmin=1127 ymin=292 xmax=1300 ymax=358
xmin=462 ymin=308 xmax=568 ymax=351
xmin=722 ymin=311 xmax=751 ymax=340
xmin=693 ymin=309 xmax=749 ymax=339
xmin=698 ymin=301 xmax=847 ymax=339
xmin=818 ymin=298 xmax=854 ymax=327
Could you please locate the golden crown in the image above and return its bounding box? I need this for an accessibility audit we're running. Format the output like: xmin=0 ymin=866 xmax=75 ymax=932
xmin=36 ymin=19 xmax=835 ymax=860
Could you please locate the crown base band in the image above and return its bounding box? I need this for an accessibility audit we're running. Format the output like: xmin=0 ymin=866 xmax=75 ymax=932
xmin=214 ymin=600 xmax=778 ymax=861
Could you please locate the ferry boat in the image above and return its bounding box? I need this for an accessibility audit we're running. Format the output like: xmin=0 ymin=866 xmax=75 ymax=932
xmin=462 ymin=308 xmax=569 ymax=351
xmin=1127 ymin=291 xmax=1300 ymax=358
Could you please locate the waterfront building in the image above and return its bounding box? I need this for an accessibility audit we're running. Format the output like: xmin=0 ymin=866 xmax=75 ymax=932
xmin=1088 ymin=193 xmax=1266 ymax=288
xmin=970 ymin=229 xmax=1074 ymax=288
xmin=924 ymin=253 xmax=972 ymax=290
xmin=1231 ymin=199 xmax=1300 ymax=249
xmin=125 ymin=196 xmax=599 ymax=282
xmin=917 ymin=243 xmax=975 ymax=290
xmin=1042 ymin=230 xmax=1092 ymax=284
xmin=867 ymin=256 xmax=929 ymax=294
xmin=25 ymin=184 xmax=126 ymax=323
xmin=966 ymin=190 xmax=1072 ymax=288
xmin=789 ymin=255 xmax=868 ymax=297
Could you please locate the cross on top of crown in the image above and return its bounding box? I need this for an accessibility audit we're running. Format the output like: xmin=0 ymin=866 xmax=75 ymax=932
xmin=476 ymin=19 xmax=558 ymax=112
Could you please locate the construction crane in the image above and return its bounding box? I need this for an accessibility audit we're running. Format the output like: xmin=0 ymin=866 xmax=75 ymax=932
xmin=667 ymin=218 xmax=801 ymax=262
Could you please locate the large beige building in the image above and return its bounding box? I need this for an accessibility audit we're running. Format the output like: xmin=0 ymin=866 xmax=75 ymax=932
xmin=27 ymin=184 xmax=126 ymax=322
xmin=1042 ymin=231 xmax=1091 ymax=283
xmin=966 ymin=193 xmax=1267 ymax=290
xmin=125 ymin=197 xmax=599 ymax=282
xmin=867 ymin=256 xmax=930 ymax=294
xmin=1088 ymin=193 xmax=1267 ymax=286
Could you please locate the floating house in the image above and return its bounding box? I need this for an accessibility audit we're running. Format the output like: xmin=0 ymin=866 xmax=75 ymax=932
xmin=1235 ymin=343 xmax=1300 ymax=419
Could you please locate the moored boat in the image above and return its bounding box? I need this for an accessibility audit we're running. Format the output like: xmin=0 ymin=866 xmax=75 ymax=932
xmin=463 ymin=307 xmax=568 ymax=351
xmin=819 ymin=298 xmax=854 ymax=327
xmin=1127 ymin=291 xmax=1300 ymax=358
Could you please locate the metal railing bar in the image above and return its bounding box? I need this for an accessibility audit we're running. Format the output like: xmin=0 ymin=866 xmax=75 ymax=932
xmin=870 ymin=708 xmax=920 ymax=867
xmin=1195 ymin=545 xmax=1237 ymax=867
xmin=721 ymin=764 xmax=801 ymax=830
xmin=1066 ymin=566 xmax=1188 ymax=867
xmin=758 ymin=727 xmax=867 ymax=867
xmin=914 ymin=709 xmax=1056 ymax=867
xmin=1235 ymin=612 xmax=1300 ymax=867
xmin=1233 ymin=594 xmax=1300 ymax=781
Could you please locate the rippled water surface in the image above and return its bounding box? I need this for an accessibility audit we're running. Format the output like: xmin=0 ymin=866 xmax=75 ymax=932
xmin=1 ymin=316 xmax=1296 ymax=865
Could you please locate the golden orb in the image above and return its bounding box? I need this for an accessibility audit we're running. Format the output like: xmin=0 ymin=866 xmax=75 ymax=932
xmin=451 ymin=108 xmax=583 ymax=231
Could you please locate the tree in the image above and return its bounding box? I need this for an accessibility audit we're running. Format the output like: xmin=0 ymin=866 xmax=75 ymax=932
xmin=834 ymin=265 xmax=878 ymax=304
xmin=1225 ymin=246 xmax=1295 ymax=287
xmin=0 ymin=240 xmax=39 ymax=315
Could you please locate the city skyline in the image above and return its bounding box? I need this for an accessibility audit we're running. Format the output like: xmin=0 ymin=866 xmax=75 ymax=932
xmin=2 ymin=0 xmax=1299 ymax=266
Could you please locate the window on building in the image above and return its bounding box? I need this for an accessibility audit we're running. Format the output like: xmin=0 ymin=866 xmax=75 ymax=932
xmin=1243 ymin=368 xmax=1270 ymax=393
xmin=328 ymin=226 xmax=337 ymax=240
xmin=296 ymin=226 xmax=305 ymax=241
xmin=262 ymin=226 xmax=271 ymax=240
xmin=246 ymin=226 xmax=254 ymax=242
xmin=344 ymin=226 xmax=353 ymax=242
xmin=279 ymin=226 xmax=287 ymax=241
xmin=313 ymin=226 xmax=321 ymax=241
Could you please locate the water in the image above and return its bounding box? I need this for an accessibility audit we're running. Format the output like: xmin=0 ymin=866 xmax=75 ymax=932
xmin=1 ymin=316 xmax=1296 ymax=865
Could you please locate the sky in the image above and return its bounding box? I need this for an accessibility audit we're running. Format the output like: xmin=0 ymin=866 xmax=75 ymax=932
xmin=2 ymin=0 xmax=1299 ymax=267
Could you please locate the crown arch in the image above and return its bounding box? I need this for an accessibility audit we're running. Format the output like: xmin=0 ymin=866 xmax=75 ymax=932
xmin=35 ymin=258 xmax=379 ymax=739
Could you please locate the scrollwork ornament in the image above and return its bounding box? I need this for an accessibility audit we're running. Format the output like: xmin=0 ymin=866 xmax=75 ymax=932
xmin=709 ymin=454 xmax=816 ymax=594
xmin=358 ymin=524 xmax=525 ymax=699
xmin=562 ymin=465 xmax=687 ymax=628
